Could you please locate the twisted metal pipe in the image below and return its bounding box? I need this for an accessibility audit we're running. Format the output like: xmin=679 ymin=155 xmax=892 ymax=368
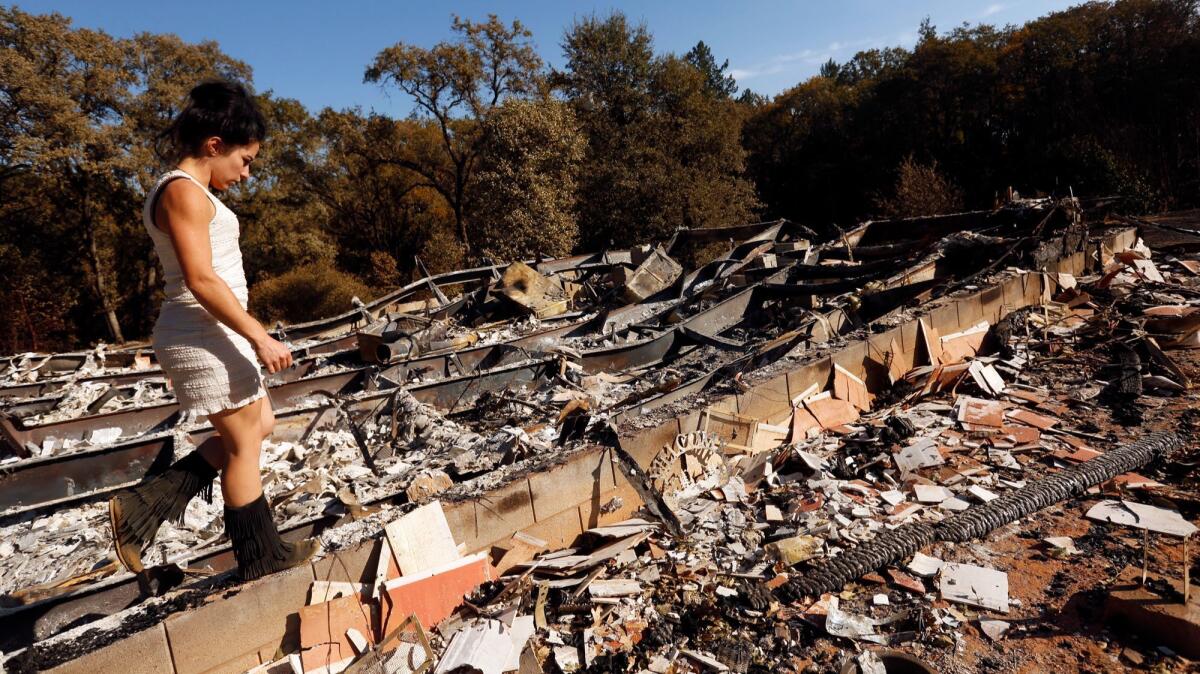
xmin=778 ymin=431 xmax=1184 ymax=602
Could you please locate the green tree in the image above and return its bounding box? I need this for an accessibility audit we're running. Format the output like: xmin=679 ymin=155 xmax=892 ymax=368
xmin=471 ymin=99 xmax=586 ymax=261
xmin=364 ymin=15 xmax=544 ymax=256
xmin=249 ymin=262 xmax=373 ymax=324
xmin=0 ymin=8 xmax=340 ymax=351
xmin=744 ymin=1 xmax=1200 ymax=227
xmin=558 ymin=12 xmax=760 ymax=250
xmin=231 ymin=95 xmax=338 ymax=285
xmin=300 ymin=108 xmax=462 ymax=281
xmin=1 ymin=8 xmax=141 ymax=344
xmin=873 ymin=156 xmax=965 ymax=218
xmin=684 ymin=40 xmax=737 ymax=98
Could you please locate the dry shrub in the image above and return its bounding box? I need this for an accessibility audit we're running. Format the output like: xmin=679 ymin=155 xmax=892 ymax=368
xmin=874 ymin=156 xmax=964 ymax=218
xmin=249 ymin=263 xmax=373 ymax=324
xmin=367 ymin=251 xmax=403 ymax=289
xmin=420 ymin=225 xmax=467 ymax=275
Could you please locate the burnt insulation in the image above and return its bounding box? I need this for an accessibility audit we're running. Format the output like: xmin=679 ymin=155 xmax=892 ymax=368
xmin=777 ymin=431 xmax=1185 ymax=602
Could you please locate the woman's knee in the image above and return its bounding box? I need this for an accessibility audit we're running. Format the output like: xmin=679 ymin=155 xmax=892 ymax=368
xmin=209 ymin=398 xmax=264 ymax=458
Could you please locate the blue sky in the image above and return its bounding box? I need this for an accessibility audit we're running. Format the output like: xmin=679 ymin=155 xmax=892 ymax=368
xmin=15 ymin=0 xmax=1078 ymax=116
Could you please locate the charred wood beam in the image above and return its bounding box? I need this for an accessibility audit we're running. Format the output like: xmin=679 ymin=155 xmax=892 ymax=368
xmin=664 ymin=219 xmax=802 ymax=255
xmin=0 ymin=273 xmax=781 ymax=512
xmin=278 ymin=257 xmax=629 ymax=342
xmin=780 ymin=258 xmax=900 ymax=280
xmin=819 ymin=240 xmax=926 ymax=261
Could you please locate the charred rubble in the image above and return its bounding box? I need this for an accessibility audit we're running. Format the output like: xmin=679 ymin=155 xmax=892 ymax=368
xmin=3 ymin=201 xmax=1200 ymax=674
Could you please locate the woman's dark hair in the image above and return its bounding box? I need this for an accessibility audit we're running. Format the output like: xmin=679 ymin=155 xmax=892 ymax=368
xmin=156 ymin=80 xmax=267 ymax=161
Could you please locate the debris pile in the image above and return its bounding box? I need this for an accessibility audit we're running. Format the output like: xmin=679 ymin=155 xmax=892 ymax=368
xmin=4 ymin=205 xmax=1200 ymax=674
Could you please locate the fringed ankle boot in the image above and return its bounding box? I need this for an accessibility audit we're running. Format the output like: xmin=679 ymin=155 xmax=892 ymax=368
xmin=108 ymin=451 xmax=218 ymax=573
xmin=224 ymin=494 xmax=320 ymax=581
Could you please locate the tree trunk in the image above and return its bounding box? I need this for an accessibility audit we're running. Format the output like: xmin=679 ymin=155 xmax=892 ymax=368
xmin=16 ymin=288 xmax=39 ymax=352
xmin=86 ymin=222 xmax=125 ymax=344
xmin=104 ymin=309 xmax=124 ymax=345
xmin=455 ymin=203 xmax=472 ymax=257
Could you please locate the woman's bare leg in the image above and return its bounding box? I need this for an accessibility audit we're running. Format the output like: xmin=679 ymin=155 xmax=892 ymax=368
xmin=198 ymin=393 xmax=274 ymax=472
xmin=259 ymin=392 xmax=276 ymax=439
xmin=209 ymin=394 xmax=319 ymax=580
xmin=196 ymin=435 xmax=227 ymax=471
xmin=207 ymin=397 xmax=265 ymax=508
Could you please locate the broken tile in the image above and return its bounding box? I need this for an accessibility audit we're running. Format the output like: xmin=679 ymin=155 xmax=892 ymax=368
xmin=907 ymin=553 xmax=943 ymax=578
xmin=587 ymin=579 xmax=643 ymax=598
xmin=968 ymin=361 xmax=1006 ymax=395
xmin=940 ymin=562 xmax=1009 ymax=613
xmin=979 ymin=618 xmax=1011 ymax=641
xmin=913 ymin=484 xmax=952 ymax=504
xmin=957 ymin=397 xmax=1005 ymax=428
xmin=939 ymin=496 xmax=972 ymax=512
xmin=833 ymin=364 xmax=871 ymax=412
xmin=434 ymin=619 xmax=514 ymax=674
xmin=1006 ymin=408 xmax=1059 ymax=430
xmin=384 ymin=500 xmax=460 ymax=576
xmin=893 ymin=439 xmax=945 ymax=474
xmin=803 ymin=392 xmax=860 ymax=430
xmin=967 ymin=485 xmax=998 ymax=503
xmin=1043 ymin=536 xmax=1080 ymax=556
xmin=917 ymin=318 xmax=943 ymax=366
xmin=299 ymin=594 xmax=376 ymax=673
xmin=381 ymin=552 xmax=493 ymax=636
xmin=887 ymin=568 xmax=926 ymax=594
xmin=766 ymin=534 xmax=823 ymax=566
xmin=941 ymin=322 xmax=989 ymax=363
xmin=405 ymin=469 xmax=453 ymax=503
xmin=1086 ymin=500 xmax=1198 ymax=537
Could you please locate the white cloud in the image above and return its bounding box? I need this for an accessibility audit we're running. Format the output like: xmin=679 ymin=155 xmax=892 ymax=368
xmin=982 ymin=3 xmax=1007 ymax=16
xmin=730 ymin=36 xmax=884 ymax=82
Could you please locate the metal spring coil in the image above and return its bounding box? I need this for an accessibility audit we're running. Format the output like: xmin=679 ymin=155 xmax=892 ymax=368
xmin=777 ymin=431 xmax=1183 ymax=602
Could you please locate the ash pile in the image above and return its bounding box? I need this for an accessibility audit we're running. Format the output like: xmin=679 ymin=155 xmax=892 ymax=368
xmin=3 ymin=201 xmax=1200 ymax=674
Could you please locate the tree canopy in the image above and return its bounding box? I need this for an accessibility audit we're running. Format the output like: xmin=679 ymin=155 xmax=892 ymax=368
xmin=2 ymin=1 xmax=1199 ymax=353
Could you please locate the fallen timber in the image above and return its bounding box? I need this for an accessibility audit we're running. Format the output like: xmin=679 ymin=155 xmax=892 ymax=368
xmin=0 ymin=219 xmax=796 ymax=383
xmin=0 ymin=247 xmax=639 ymax=384
xmin=0 ymin=364 xmax=368 ymax=457
xmin=0 ymin=275 xmax=998 ymax=653
xmin=274 ymin=250 xmax=637 ymax=342
xmin=0 ymin=226 xmax=786 ymax=454
xmin=0 ymin=345 xmax=357 ymax=416
xmin=0 ymin=221 xmax=797 ymax=391
xmin=0 ymin=262 xmax=791 ymax=514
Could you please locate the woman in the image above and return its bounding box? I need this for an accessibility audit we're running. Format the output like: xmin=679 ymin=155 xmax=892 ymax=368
xmin=108 ymin=81 xmax=319 ymax=582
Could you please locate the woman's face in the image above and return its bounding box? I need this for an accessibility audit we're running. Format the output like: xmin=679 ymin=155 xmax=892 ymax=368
xmin=207 ymin=139 xmax=260 ymax=191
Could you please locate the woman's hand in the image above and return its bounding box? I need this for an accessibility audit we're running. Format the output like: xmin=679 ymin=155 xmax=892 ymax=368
xmin=253 ymin=334 xmax=293 ymax=374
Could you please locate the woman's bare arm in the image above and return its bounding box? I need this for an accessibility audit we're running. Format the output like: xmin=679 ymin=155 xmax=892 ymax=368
xmin=156 ymin=180 xmax=292 ymax=373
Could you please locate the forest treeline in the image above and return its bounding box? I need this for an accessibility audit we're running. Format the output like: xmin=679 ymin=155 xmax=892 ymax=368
xmin=2 ymin=0 xmax=1198 ymax=353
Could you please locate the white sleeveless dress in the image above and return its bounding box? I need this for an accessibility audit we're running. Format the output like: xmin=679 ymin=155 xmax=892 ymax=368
xmin=144 ymin=169 xmax=266 ymax=417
